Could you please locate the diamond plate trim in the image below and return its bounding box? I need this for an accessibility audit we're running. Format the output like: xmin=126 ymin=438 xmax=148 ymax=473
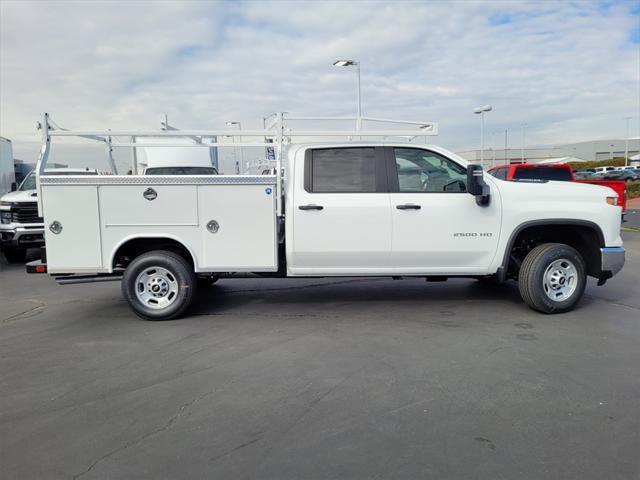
xmin=39 ymin=175 xmax=277 ymax=185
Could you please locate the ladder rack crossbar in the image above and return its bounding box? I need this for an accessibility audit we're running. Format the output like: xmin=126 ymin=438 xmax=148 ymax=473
xmin=49 ymin=129 xmax=437 ymax=138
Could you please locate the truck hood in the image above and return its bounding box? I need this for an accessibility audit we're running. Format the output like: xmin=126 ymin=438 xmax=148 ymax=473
xmin=492 ymin=177 xmax=619 ymax=204
xmin=0 ymin=189 xmax=38 ymax=203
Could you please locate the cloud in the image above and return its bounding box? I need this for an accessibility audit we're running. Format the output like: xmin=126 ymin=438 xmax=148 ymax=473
xmin=1 ymin=0 xmax=638 ymax=169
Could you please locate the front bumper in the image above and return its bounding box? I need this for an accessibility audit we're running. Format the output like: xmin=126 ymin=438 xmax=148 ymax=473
xmin=600 ymin=247 xmax=625 ymax=281
xmin=0 ymin=226 xmax=45 ymax=247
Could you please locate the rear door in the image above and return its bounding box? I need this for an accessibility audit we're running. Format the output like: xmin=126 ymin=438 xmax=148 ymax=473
xmin=290 ymin=147 xmax=392 ymax=274
xmin=387 ymin=147 xmax=501 ymax=273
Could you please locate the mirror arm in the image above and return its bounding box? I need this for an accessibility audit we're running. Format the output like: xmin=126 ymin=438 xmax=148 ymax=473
xmin=475 ymin=182 xmax=491 ymax=206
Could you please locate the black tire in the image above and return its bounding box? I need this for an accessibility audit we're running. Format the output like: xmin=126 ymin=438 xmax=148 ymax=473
xmin=121 ymin=250 xmax=196 ymax=320
xmin=3 ymin=247 xmax=26 ymax=263
xmin=518 ymin=243 xmax=586 ymax=314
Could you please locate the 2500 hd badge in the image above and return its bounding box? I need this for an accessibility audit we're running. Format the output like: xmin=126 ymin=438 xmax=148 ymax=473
xmin=453 ymin=232 xmax=493 ymax=237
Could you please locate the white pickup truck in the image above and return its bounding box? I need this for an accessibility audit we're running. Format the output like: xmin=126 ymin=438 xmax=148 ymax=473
xmin=27 ymin=114 xmax=625 ymax=320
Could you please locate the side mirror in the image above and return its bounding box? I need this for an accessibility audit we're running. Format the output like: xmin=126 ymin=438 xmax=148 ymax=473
xmin=10 ymin=182 xmax=17 ymax=192
xmin=467 ymin=165 xmax=490 ymax=206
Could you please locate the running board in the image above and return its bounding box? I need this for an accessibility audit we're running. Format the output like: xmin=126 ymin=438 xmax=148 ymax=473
xmin=55 ymin=274 xmax=123 ymax=285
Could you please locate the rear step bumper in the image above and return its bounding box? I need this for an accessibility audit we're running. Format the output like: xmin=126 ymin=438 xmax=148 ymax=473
xmin=25 ymin=259 xmax=47 ymax=274
xmin=26 ymin=259 xmax=122 ymax=284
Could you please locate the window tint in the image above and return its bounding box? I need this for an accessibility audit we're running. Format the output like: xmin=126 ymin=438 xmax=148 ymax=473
xmin=490 ymin=167 xmax=507 ymax=180
xmin=393 ymin=148 xmax=467 ymax=193
xmin=513 ymin=167 xmax=572 ymax=181
xmin=311 ymin=148 xmax=377 ymax=193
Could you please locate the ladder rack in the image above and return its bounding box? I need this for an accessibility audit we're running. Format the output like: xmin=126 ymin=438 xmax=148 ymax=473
xmin=36 ymin=112 xmax=439 ymax=217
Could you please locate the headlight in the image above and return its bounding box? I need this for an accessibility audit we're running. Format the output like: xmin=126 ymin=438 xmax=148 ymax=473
xmin=0 ymin=201 xmax=14 ymax=207
xmin=606 ymin=196 xmax=618 ymax=206
xmin=0 ymin=211 xmax=11 ymax=224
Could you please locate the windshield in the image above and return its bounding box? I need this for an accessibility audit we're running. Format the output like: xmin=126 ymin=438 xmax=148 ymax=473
xmin=18 ymin=172 xmax=36 ymax=191
xmin=513 ymin=167 xmax=573 ymax=181
xmin=145 ymin=167 xmax=218 ymax=175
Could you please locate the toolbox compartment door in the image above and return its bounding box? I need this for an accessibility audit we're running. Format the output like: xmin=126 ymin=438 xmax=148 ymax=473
xmin=41 ymin=185 xmax=101 ymax=273
xmin=198 ymin=184 xmax=277 ymax=271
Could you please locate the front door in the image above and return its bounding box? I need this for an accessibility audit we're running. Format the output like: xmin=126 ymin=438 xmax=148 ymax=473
xmin=290 ymin=147 xmax=392 ymax=275
xmin=387 ymin=147 xmax=501 ymax=273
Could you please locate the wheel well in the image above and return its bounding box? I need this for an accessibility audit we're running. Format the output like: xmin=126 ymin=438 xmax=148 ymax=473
xmin=506 ymin=223 xmax=602 ymax=279
xmin=112 ymin=238 xmax=195 ymax=270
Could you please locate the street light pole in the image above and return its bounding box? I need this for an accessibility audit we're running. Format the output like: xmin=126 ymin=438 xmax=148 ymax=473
xmin=474 ymin=105 xmax=492 ymax=166
xmin=491 ymin=131 xmax=496 ymax=166
xmin=355 ymin=62 xmax=361 ymax=131
xmin=624 ymin=116 xmax=632 ymax=166
xmin=504 ymin=128 xmax=508 ymax=164
xmin=521 ymin=123 xmax=527 ymax=163
xmin=333 ymin=60 xmax=362 ymax=131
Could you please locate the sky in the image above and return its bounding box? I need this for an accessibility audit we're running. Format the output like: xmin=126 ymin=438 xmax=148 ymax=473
xmin=0 ymin=0 xmax=639 ymax=170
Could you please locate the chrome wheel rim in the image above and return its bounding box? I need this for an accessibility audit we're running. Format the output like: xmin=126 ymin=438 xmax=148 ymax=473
xmin=543 ymin=258 xmax=578 ymax=302
xmin=135 ymin=266 xmax=179 ymax=310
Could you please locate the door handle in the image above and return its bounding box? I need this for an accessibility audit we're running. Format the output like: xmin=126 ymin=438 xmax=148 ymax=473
xmin=396 ymin=204 xmax=421 ymax=210
xmin=298 ymin=204 xmax=324 ymax=211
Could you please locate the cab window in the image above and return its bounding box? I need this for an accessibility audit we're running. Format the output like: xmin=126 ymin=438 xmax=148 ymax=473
xmin=393 ymin=148 xmax=467 ymax=193
xmin=307 ymin=148 xmax=378 ymax=193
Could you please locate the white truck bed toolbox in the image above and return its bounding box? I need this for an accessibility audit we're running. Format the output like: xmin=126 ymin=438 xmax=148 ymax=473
xmin=40 ymin=175 xmax=278 ymax=274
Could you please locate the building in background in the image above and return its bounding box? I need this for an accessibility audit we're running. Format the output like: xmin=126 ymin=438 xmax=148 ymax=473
xmin=458 ymin=137 xmax=640 ymax=167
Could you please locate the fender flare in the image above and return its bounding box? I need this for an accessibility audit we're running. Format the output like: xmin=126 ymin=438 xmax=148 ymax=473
xmin=496 ymin=219 xmax=605 ymax=282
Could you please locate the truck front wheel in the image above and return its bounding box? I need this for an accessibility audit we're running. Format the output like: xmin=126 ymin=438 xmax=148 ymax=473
xmin=518 ymin=243 xmax=586 ymax=314
xmin=121 ymin=250 xmax=196 ymax=320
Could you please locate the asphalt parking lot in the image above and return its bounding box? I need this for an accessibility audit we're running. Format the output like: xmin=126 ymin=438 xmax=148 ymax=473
xmin=1 ymin=227 xmax=639 ymax=479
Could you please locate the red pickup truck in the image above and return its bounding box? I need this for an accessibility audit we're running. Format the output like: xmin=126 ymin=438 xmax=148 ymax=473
xmin=488 ymin=164 xmax=627 ymax=214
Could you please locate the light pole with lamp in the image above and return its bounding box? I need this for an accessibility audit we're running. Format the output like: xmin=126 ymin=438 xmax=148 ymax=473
xmin=333 ymin=60 xmax=361 ymax=131
xmin=473 ymin=105 xmax=492 ymax=166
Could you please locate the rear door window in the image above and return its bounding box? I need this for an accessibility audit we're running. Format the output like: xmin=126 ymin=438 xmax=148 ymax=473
xmin=308 ymin=148 xmax=378 ymax=193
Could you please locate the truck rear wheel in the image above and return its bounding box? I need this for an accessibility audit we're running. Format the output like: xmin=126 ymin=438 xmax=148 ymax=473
xmin=518 ymin=243 xmax=586 ymax=314
xmin=121 ymin=250 xmax=196 ymax=320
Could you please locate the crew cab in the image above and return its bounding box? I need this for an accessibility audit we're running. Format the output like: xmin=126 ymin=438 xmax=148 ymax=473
xmin=0 ymin=168 xmax=98 ymax=262
xmin=488 ymin=163 xmax=627 ymax=215
xmin=27 ymin=114 xmax=625 ymax=320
